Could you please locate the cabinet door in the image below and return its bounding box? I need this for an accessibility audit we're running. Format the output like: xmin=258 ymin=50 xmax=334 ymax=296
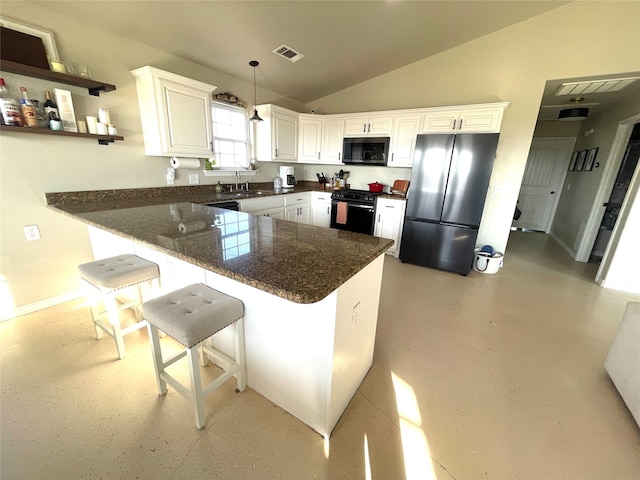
xmin=420 ymin=111 xmax=460 ymax=134
xmin=161 ymin=79 xmax=213 ymax=156
xmin=322 ymin=119 xmax=344 ymax=164
xmin=344 ymin=117 xmax=370 ymax=136
xmin=274 ymin=111 xmax=298 ymax=161
xmin=458 ymin=108 xmax=503 ymax=133
xmin=374 ymin=199 xmax=406 ymax=257
xmin=299 ymin=204 xmax=311 ymax=224
xmin=298 ymin=116 xmax=323 ymax=163
xmin=367 ymin=116 xmax=393 ymax=135
xmin=388 ymin=114 xmax=420 ymax=167
xmin=254 ymin=206 xmax=285 ymax=219
xmin=312 ymin=203 xmax=331 ymax=227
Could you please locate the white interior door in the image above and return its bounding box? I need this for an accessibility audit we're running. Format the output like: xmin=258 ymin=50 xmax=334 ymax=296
xmin=514 ymin=137 xmax=575 ymax=232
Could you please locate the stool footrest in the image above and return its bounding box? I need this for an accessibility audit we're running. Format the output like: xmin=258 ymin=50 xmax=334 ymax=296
xmin=162 ymin=349 xmax=187 ymax=369
xmin=160 ymin=371 xmax=192 ymax=401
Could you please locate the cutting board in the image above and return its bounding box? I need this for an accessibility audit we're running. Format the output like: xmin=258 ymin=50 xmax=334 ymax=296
xmin=392 ymin=180 xmax=410 ymax=194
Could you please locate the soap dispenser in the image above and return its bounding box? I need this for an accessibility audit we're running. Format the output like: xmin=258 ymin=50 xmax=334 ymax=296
xmin=215 ymin=181 xmax=223 ymax=193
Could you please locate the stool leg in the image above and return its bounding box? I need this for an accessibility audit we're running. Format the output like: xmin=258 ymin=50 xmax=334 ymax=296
xmin=234 ymin=317 xmax=247 ymax=392
xmin=147 ymin=324 xmax=167 ymax=396
xmin=187 ymin=347 xmax=206 ymax=429
xmin=82 ymin=281 xmax=103 ymax=340
xmin=105 ymin=294 xmax=126 ymax=359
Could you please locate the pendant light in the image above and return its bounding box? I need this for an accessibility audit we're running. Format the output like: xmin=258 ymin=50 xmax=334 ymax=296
xmin=558 ymin=97 xmax=589 ymax=121
xmin=249 ymin=60 xmax=263 ymax=122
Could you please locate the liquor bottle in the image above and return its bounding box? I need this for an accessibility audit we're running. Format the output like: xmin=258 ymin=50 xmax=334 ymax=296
xmin=43 ymin=90 xmax=60 ymax=122
xmin=20 ymin=87 xmax=38 ymax=128
xmin=0 ymin=78 xmax=24 ymax=127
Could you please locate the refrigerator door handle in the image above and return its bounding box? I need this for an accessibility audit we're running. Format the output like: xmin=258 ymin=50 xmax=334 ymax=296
xmin=440 ymin=222 xmax=476 ymax=229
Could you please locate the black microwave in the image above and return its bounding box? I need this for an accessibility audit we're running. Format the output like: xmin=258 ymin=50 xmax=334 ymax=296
xmin=342 ymin=137 xmax=390 ymax=166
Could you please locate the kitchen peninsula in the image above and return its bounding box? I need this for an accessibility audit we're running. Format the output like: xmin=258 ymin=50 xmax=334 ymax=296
xmin=47 ymin=186 xmax=393 ymax=438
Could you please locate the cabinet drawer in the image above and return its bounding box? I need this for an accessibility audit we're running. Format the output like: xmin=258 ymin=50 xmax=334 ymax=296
xmin=240 ymin=195 xmax=285 ymax=212
xmin=284 ymin=192 xmax=311 ymax=206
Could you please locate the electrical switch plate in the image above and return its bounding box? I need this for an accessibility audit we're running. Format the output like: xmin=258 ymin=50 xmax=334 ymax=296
xmin=189 ymin=173 xmax=200 ymax=185
xmin=24 ymin=225 xmax=40 ymax=241
xmin=493 ymin=184 xmax=508 ymax=195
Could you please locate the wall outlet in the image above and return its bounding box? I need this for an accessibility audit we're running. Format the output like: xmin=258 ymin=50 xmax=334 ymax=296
xmin=166 ymin=167 xmax=175 ymax=185
xmin=24 ymin=225 xmax=40 ymax=241
xmin=352 ymin=301 xmax=361 ymax=328
xmin=189 ymin=173 xmax=200 ymax=185
xmin=493 ymin=184 xmax=508 ymax=195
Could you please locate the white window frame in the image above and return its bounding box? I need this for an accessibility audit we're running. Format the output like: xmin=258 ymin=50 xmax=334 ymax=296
xmin=210 ymin=101 xmax=250 ymax=170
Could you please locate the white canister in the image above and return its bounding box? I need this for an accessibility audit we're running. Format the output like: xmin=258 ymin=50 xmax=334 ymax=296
xmin=96 ymin=122 xmax=108 ymax=135
xmin=98 ymin=108 xmax=110 ymax=125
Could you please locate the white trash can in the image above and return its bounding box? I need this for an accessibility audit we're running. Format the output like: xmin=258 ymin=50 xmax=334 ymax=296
xmin=473 ymin=249 xmax=504 ymax=274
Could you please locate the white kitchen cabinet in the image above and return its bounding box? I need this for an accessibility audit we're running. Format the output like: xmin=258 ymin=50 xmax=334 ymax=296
xmin=298 ymin=115 xmax=323 ymax=163
xmin=388 ymin=114 xmax=421 ymax=168
xmin=343 ymin=115 xmax=393 ymax=137
xmin=284 ymin=192 xmax=311 ymax=224
xmin=131 ymin=66 xmax=216 ymax=157
xmin=420 ymin=103 xmax=508 ymax=134
xmin=255 ymin=104 xmax=298 ymax=162
xmin=322 ymin=117 xmax=345 ymax=165
xmin=239 ymin=195 xmax=285 ymax=213
xmin=374 ymin=198 xmax=406 ymax=258
xmin=311 ymin=192 xmax=332 ymax=228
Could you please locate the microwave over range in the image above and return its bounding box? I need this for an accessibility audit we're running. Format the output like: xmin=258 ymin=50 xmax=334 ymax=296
xmin=342 ymin=137 xmax=390 ymax=166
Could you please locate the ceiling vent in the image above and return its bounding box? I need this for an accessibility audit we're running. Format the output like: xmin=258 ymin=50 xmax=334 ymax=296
xmin=554 ymin=76 xmax=640 ymax=96
xmin=272 ymin=45 xmax=305 ymax=63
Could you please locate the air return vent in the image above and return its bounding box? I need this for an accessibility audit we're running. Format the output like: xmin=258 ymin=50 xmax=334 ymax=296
xmin=272 ymin=44 xmax=305 ymax=63
xmin=554 ymin=76 xmax=640 ymax=96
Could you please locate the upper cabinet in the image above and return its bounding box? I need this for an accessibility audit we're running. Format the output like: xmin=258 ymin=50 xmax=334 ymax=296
xmin=297 ymin=114 xmax=345 ymax=165
xmin=322 ymin=117 xmax=344 ymax=164
xmin=343 ymin=115 xmax=393 ymax=137
xmin=388 ymin=114 xmax=421 ymax=168
xmin=420 ymin=103 xmax=508 ymax=134
xmin=298 ymin=114 xmax=323 ymax=163
xmin=255 ymin=104 xmax=298 ymax=162
xmin=131 ymin=66 xmax=216 ymax=157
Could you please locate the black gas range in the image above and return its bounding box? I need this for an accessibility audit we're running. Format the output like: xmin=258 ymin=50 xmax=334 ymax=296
xmin=330 ymin=189 xmax=384 ymax=235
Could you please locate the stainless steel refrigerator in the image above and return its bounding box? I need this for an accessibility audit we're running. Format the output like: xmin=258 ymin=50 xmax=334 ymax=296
xmin=399 ymin=133 xmax=499 ymax=275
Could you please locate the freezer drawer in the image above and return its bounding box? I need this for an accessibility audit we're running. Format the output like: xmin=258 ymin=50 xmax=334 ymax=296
xmin=399 ymin=220 xmax=478 ymax=275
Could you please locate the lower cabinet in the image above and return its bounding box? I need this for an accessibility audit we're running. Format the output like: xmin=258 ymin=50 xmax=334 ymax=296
xmin=374 ymin=198 xmax=406 ymax=258
xmin=311 ymin=192 xmax=332 ymax=228
xmin=284 ymin=193 xmax=311 ymax=224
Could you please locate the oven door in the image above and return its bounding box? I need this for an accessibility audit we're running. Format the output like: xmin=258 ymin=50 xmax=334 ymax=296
xmin=330 ymin=200 xmax=375 ymax=235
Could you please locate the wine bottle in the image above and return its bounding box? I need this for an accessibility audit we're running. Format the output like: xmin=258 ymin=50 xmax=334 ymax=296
xmin=20 ymin=87 xmax=38 ymax=128
xmin=43 ymin=90 xmax=60 ymax=122
xmin=0 ymin=78 xmax=24 ymax=127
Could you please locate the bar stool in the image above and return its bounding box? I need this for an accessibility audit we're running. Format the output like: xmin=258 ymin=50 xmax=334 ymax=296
xmin=142 ymin=283 xmax=247 ymax=429
xmin=78 ymin=254 xmax=160 ymax=359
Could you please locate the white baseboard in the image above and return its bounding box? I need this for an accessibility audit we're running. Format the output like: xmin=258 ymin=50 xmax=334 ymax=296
xmin=1 ymin=290 xmax=83 ymax=322
xmin=597 ymin=279 xmax=640 ymax=295
xmin=550 ymin=232 xmax=578 ymax=260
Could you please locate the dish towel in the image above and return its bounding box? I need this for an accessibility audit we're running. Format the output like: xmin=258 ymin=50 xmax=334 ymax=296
xmin=336 ymin=202 xmax=348 ymax=225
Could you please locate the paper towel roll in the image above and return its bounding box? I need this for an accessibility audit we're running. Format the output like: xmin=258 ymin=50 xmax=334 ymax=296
xmin=170 ymin=157 xmax=201 ymax=169
xmin=178 ymin=220 xmax=207 ymax=233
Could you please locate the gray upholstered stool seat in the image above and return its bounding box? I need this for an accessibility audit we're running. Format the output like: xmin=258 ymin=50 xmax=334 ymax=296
xmin=78 ymin=254 xmax=160 ymax=359
xmin=143 ymin=283 xmax=247 ymax=429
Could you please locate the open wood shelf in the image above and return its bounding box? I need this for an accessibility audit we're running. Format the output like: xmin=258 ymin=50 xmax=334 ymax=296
xmin=0 ymin=60 xmax=116 ymax=96
xmin=0 ymin=124 xmax=124 ymax=145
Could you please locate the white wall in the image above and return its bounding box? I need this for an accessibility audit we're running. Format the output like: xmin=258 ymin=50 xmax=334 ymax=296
xmin=306 ymin=2 xmax=640 ymax=255
xmin=0 ymin=2 xmax=303 ymax=317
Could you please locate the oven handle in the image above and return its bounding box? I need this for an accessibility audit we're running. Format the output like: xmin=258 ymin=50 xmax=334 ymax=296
xmin=332 ymin=201 xmax=374 ymax=211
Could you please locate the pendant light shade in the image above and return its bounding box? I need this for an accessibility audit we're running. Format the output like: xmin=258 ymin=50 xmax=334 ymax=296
xmin=558 ymin=107 xmax=589 ymax=121
xmin=249 ymin=60 xmax=263 ymax=122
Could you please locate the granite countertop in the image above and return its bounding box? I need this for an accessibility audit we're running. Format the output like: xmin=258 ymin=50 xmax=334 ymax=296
xmin=47 ymin=184 xmax=393 ymax=304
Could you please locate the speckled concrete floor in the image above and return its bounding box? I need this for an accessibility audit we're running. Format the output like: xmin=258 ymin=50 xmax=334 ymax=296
xmin=2 ymin=231 xmax=639 ymax=479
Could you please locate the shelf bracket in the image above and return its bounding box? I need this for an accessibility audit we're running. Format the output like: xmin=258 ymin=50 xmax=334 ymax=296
xmin=88 ymin=86 xmax=107 ymax=96
xmin=98 ymin=138 xmax=115 ymax=145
